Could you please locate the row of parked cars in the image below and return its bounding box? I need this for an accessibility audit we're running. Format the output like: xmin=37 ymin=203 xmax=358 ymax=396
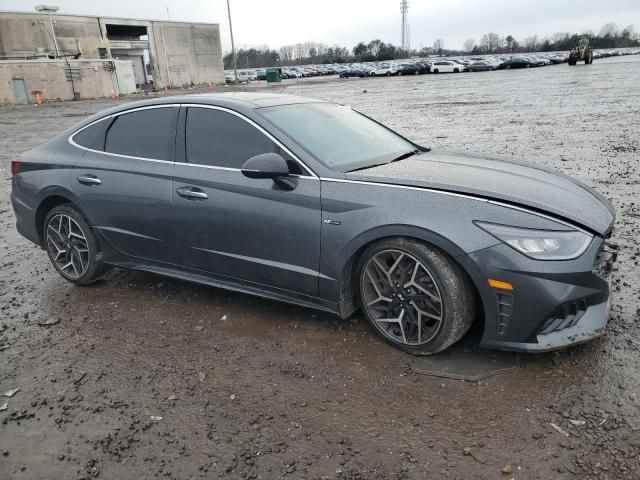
xmin=224 ymin=48 xmax=640 ymax=82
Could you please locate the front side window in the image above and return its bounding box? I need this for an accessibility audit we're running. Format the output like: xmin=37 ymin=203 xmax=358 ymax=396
xmin=105 ymin=107 xmax=178 ymax=161
xmin=259 ymin=103 xmax=416 ymax=172
xmin=185 ymin=107 xmax=300 ymax=173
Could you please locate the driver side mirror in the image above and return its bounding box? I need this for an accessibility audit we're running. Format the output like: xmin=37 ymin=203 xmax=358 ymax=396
xmin=241 ymin=153 xmax=290 ymax=179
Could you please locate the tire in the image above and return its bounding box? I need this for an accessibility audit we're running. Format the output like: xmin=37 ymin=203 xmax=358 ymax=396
xmin=43 ymin=203 xmax=108 ymax=285
xmin=454 ymin=68 xmax=459 ymax=73
xmin=433 ymin=69 xmax=439 ymax=74
xmin=386 ymin=72 xmax=391 ymax=76
xmin=357 ymin=238 xmax=475 ymax=355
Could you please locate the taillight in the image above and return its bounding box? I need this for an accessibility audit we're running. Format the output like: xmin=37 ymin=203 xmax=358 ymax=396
xmin=11 ymin=159 xmax=20 ymax=176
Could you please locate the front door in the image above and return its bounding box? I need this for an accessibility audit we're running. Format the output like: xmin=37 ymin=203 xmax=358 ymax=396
xmin=172 ymin=106 xmax=321 ymax=297
xmin=71 ymin=105 xmax=178 ymax=263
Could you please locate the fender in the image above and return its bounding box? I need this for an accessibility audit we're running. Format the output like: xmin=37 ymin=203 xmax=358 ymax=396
xmin=319 ymin=223 xmax=495 ymax=320
xmin=34 ymin=186 xmax=97 ymax=245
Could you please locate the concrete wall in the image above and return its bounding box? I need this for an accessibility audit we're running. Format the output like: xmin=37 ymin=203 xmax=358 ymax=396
xmin=0 ymin=60 xmax=120 ymax=104
xmin=150 ymin=21 xmax=224 ymax=88
xmin=0 ymin=11 xmax=223 ymax=92
xmin=0 ymin=12 xmax=106 ymax=59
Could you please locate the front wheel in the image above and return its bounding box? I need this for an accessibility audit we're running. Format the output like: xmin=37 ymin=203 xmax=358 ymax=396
xmin=358 ymin=238 xmax=475 ymax=355
xmin=44 ymin=204 xmax=108 ymax=285
xmin=433 ymin=69 xmax=439 ymax=73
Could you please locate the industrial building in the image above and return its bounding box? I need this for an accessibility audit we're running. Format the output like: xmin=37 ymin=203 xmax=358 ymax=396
xmin=0 ymin=9 xmax=224 ymax=105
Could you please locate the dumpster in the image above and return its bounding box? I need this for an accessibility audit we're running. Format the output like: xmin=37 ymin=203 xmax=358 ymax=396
xmin=266 ymin=67 xmax=282 ymax=83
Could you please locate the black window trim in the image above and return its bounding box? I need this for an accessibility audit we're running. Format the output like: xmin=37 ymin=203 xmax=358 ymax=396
xmin=69 ymin=103 xmax=318 ymax=178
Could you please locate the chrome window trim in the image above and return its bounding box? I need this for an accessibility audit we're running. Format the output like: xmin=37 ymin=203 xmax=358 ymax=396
xmin=68 ymin=105 xmax=179 ymax=165
xmin=68 ymin=103 xmax=318 ymax=179
xmin=320 ymin=177 xmax=590 ymax=234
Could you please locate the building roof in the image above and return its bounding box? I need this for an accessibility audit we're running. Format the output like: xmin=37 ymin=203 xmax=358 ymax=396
xmin=0 ymin=9 xmax=219 ymax=26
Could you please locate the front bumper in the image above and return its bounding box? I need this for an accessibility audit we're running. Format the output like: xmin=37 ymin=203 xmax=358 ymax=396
xmin=467 ymin=237 xmax=616 ymax=352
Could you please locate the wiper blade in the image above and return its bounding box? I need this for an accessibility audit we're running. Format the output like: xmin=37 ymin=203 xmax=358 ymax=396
xmin=390 ymin=149 xmax=421 ymax=163
xmin=346 ymin=162 xmax=389 ymax=173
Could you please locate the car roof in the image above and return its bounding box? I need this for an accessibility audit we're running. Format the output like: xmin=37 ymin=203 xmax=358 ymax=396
xmin=72 ymin=93 xmax=330 ymax=131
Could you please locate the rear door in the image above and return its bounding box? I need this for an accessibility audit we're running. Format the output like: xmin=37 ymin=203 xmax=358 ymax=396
xmin=70 ymin=105 xmax=178 ymax=263
xmin=171 ymin=105 xmax=322 ymax=297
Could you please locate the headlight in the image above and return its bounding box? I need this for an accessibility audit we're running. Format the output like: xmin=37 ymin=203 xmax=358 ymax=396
xmin=475 ymin=222 xmax=593 ymax=260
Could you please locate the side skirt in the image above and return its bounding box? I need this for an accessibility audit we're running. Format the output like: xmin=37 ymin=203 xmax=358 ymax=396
xmin=105 ymin=260 xmax=342 ymax=318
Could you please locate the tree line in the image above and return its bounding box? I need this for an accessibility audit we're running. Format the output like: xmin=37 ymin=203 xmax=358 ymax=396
xmin=223 ymin=23 xmax=640 ymax=69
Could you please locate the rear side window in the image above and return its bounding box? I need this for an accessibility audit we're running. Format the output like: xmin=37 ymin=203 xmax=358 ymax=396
xmin=73 ymin=118 xmax=109 ymax=150
xmin=105 ymin=107 xmax=178 ymax=161
xmin=186 ymin=107 xmax=299 ymax=172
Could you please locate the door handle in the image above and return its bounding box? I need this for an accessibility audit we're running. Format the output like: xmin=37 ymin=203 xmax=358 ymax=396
xmin=176 ymin=186 xmax=208 ymax=200
xmin=77 ymin=175 xmax=102 ymax=186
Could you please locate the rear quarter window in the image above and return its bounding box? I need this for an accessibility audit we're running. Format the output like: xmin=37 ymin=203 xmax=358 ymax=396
xmin=72 ymin=118 xmax=110 ymax=150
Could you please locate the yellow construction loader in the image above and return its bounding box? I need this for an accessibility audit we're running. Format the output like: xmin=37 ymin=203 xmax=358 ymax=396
xmin=568 ymin=36 xmax=593 ymax=65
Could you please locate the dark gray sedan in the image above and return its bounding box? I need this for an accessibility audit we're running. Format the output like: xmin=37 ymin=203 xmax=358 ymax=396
xmin=10 ymin=93 xmax=617 ymax=355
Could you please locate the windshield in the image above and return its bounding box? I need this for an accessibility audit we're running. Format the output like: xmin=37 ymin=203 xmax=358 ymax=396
xmin=259 ymin=103 xmax=416 ymax=172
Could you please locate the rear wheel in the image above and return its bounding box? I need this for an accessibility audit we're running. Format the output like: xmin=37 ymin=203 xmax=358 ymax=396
xmin=454 ymin=68 xmax=459 ymax=73
xmin=358 ymin=238 xmax=475 ymax=355
xmin=44 ymin=204 xmax=108 ymax=285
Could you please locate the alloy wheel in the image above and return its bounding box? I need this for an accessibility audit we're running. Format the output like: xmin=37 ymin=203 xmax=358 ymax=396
xmin=362 ymin=249 xmax=444 ymax=346
xmin=46 ymin=214 xmax=90 ymax=279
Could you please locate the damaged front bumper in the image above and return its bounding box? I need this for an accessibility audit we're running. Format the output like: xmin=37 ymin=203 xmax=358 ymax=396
xmin=469 ymin=237 xmax=618 ymax=352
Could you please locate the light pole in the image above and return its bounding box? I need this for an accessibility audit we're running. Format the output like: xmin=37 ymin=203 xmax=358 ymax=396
xmin=35 ymin=5 xmax=60 ymax=57
xmin=226 ymin=0 xmax=239 ymax=83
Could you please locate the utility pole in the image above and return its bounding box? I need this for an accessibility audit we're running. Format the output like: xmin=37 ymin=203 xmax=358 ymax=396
xmin=226 ymin=0 xmax=239 ymax=83
xmin=400 ymin=0 xmax=409 ymax=52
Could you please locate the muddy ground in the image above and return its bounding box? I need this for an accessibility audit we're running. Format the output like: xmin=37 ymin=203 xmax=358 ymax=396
xmin=1 ymin=56 xmax=639 ymax=479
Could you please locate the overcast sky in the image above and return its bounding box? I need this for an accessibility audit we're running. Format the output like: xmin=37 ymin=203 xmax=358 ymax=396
xmin=2 ymin=0 xmax=639 ymax=51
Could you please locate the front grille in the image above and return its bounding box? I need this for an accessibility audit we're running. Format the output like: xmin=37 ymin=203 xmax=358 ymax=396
xmin=593 ymin=240 xmax=618 ymax=279
xmin=538 ymin=299 xmax=588 ymax=335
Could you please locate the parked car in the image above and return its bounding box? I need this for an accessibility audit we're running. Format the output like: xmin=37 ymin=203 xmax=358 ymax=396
xmin=467 ymin=61 xmax=495 ymax=72
xmin=256 ymin=69 xmax=267 ymax=80
xmin=496 ymin=57 xmax=535 ymax=69
xmin=414 ymin=62 xmax=431 ymax=74
xmin=369 ymin=64 xmax=398 ymax=76
xmin=339 ymin=69 xmax=368 ymax=78
xmin=431 ymin=61 xmax=463 ymax=73
xmin=236 ymin=72 xmax=251 ymax=83
xmin=283 ymin=69 xmax=302 ymax=78
xmin=397 ymin=64 xmax=421 ymax=75
xmin=10 ymin=93 xmax=617 ymax=355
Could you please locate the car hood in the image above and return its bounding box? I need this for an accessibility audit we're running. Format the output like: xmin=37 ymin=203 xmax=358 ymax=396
xmin=346 ymin=151 xmax=615 ymax=235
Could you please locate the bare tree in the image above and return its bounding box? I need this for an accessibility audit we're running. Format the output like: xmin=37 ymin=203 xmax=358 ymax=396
xmin=479 ymin=32 xmax=501 ymax=53
xmin=522 ymin=35 xmax=539 ymax=51
xmin=368 ymin=39 xmax=383 ymax=57
xmin=463 ymin=38 xmax=476 ymax=53
xmin=293 ymin=43 xmax=306 ymax=62
xmin=599 ymin=22 xmax=618 ymax=37
xmin=622 ymin=24 xmax=635 ymax=37
xmin=432 ymin=38 xmax=444 ymax=55
xmin=550 ymin=32 xmax=570 ymax=44
xmin=279 ymin=45 xmax=294 ymax=63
